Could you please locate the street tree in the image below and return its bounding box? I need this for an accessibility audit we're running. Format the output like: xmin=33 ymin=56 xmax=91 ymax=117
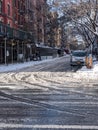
xmin=51 ymin=0 xmax=98 ymax=52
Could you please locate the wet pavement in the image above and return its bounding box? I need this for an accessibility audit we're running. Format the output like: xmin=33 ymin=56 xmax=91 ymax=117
xmin=0 ymin=85 xmax=98 ymax=130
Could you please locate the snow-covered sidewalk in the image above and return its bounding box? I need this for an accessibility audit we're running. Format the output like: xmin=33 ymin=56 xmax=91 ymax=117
xmin=0 ymin=59 xmax=56 ymax=73
xmin=76 ymin=61 xmax=98 ymax=80
xmin=0 ymin=55 xmax=70 ymax=73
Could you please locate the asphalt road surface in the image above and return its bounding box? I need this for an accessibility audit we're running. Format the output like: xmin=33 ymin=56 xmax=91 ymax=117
xmin=0 ymin=56 xmax=98 ymax=130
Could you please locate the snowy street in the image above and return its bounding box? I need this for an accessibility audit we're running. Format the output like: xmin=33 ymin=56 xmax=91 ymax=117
xmin=1 ymin=0 xmax=98 ymax=129
xmin=0 ymin=56 xmax=98 ymax=129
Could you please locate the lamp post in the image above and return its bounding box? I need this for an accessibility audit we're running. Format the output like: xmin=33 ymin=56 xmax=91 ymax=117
xmin=4 ymin=37 xmax=7 ymax=65
xmin=11 ymin=39 xmax=15 ymax=64
xmin=4 ymin=32 xmax=9 ymax=65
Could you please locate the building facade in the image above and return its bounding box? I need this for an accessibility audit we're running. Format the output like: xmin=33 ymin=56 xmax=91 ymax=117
xmin=45 ymin=11 xmax=61 ymax=47
xmin=0 ymin=0 xmax=61 ymax=64
xmin=0 ymin=0 xmax=13 ymax=26
xmin=0 ymin=0 xmax=34 ymax=64
xmin=36 ymin=0 xmax=45 ymax=45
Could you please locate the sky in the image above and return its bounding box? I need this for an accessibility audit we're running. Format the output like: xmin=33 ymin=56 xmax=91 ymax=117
xmin=47 ymin=0 xmax=79 ymax=4
xmin=47 ymin=0 xmax=79 ymax=16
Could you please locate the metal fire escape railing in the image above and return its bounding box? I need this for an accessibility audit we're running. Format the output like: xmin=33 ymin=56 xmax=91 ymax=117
xmin=0 ymin=22 xmax=33 ymax=41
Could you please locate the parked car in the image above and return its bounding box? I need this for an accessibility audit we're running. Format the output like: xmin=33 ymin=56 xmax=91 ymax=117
xmin=70 ymin=50 xmax=87 ymax=66
xmin=64 ymin=48 xmax=70 ymax=54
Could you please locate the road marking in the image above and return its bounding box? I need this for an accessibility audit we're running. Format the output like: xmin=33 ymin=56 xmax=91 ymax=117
xmin=41 ymin=101 xmax=98 ymax=105
xmin=0 ymin=124 xmax=98 ymax=129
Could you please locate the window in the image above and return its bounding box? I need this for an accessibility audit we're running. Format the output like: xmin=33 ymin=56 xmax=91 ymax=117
xmin=14 ymin=0 xmax=17 ymax=7
xmin=18 ymin=0 xmax=20 ymax=9
xmin=7 ymin=4 xmax=10 ymax=16
xmin=0 ymin=0 xmax=3 ymax=13
xmin=14 ymin=13 xmax=17 ymax=21
xmin=72 ymin=51 xmax=87 ymax=57
xmin=8 ymin=21 xmax=10 ymax=26
xmin=18 ymin=15 xmax=20 ymax=24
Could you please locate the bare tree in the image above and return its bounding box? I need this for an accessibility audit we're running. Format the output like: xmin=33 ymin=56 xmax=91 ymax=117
xmin=49 ymin=0 xmax=98 ymax=56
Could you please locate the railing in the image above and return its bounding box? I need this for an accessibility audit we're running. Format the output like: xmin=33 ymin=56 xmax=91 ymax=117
xmin=0 ymin=22 xmax=33 ymax=41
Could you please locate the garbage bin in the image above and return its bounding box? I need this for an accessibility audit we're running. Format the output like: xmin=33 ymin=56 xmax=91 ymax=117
xmin=89 ymin=54 xmax=93 ymax=69
xmin=85 ymin=54 xmax=93 ymax=69
xmin=85 ymin=56 xmax=89 ymax=67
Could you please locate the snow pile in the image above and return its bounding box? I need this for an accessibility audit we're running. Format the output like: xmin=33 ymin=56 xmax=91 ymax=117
xmin=0 ymin=59 xmax=55 ymax=72
xmin=93 ymin=62 xmax=98 ymax=72
xmin=76 ymin=61 xmax=98 ymax=80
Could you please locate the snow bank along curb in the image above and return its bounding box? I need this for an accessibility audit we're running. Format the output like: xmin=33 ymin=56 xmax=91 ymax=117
xmin=76 ymin=62 xmax=98 ymax=80
xmin=0 ymin=55 xmax=69 ymax=73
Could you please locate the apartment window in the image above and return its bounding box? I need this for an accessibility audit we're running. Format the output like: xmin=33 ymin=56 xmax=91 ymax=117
xmin=8 ymin=21 xmax=10 ymax=26
xmin=14 ymin=0 xmax=17 ymax=7
xmin=0 ymin=1 xmax=3 ymax=13
xmin=18 ymin=15 xmax=20 ymax=24
xmin=18 ymin=0 xmax=20 ymax=9
xmin=14 ymin=13 xmax=17 ymax=21
xmin=38 ymin=5 xmax=41 ymax=11
xmin=7 ymin=4 xmax=10 ymax=16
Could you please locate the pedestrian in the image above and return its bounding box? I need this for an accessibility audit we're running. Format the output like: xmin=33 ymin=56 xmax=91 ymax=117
xmin=36 ymin=50 xmax=41 ymax=61
xmin=6 ymin=50 xmax=9 ymax=65
xmin=57 ymin=49 xmax=61 ymax=57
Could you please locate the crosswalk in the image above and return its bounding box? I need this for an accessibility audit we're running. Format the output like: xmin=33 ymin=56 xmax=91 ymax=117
xmin=0 ymin=86 xmax=98 ymax=130
xmin=0 ymin=124 xmax=98 ymax=129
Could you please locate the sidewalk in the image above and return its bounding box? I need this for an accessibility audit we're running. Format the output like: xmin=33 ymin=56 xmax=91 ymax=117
xmin=0 ymin=55 xmax=70 ymax=73
xmin=0 ymin=59 xmax=56 ymax=73
xmin=76 ymin=61 xmax=98 ymax=80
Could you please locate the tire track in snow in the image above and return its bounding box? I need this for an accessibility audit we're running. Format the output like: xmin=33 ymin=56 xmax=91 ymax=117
xmin=0 ymin=90 xmax=86 ymax=117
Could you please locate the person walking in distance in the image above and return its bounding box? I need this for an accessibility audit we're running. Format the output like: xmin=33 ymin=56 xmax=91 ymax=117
xmin=6 ymin=50 xmax=9 ymax=65
xmin=36 ymin=50 xmax=41 ymax=61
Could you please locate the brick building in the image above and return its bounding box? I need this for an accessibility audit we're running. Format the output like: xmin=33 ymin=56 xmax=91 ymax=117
xmin=0 ymin=0 xmax=13 ymax=26
xmin=24 ymin=0 xmax=49 ymax=45
xmin=45 ymin=11 xmax=61 ymax=47
xmin=0 ymin=0 xmax=58 ymax=64
xmin=0 ymin=0 xmax=13 ymax=64
xmin=13 ymin=0 xmax=25 ymax=29
xmin=0 ymin=0 xmax=33 ymax=64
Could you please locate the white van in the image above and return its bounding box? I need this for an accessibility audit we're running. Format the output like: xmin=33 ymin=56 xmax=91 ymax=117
xmin=70 ymin=50 xmax=87 ymax=66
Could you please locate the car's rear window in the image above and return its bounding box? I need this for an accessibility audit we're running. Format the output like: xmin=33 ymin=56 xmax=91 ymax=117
xmin=72 ymin=51 xmax=86 ymax=57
